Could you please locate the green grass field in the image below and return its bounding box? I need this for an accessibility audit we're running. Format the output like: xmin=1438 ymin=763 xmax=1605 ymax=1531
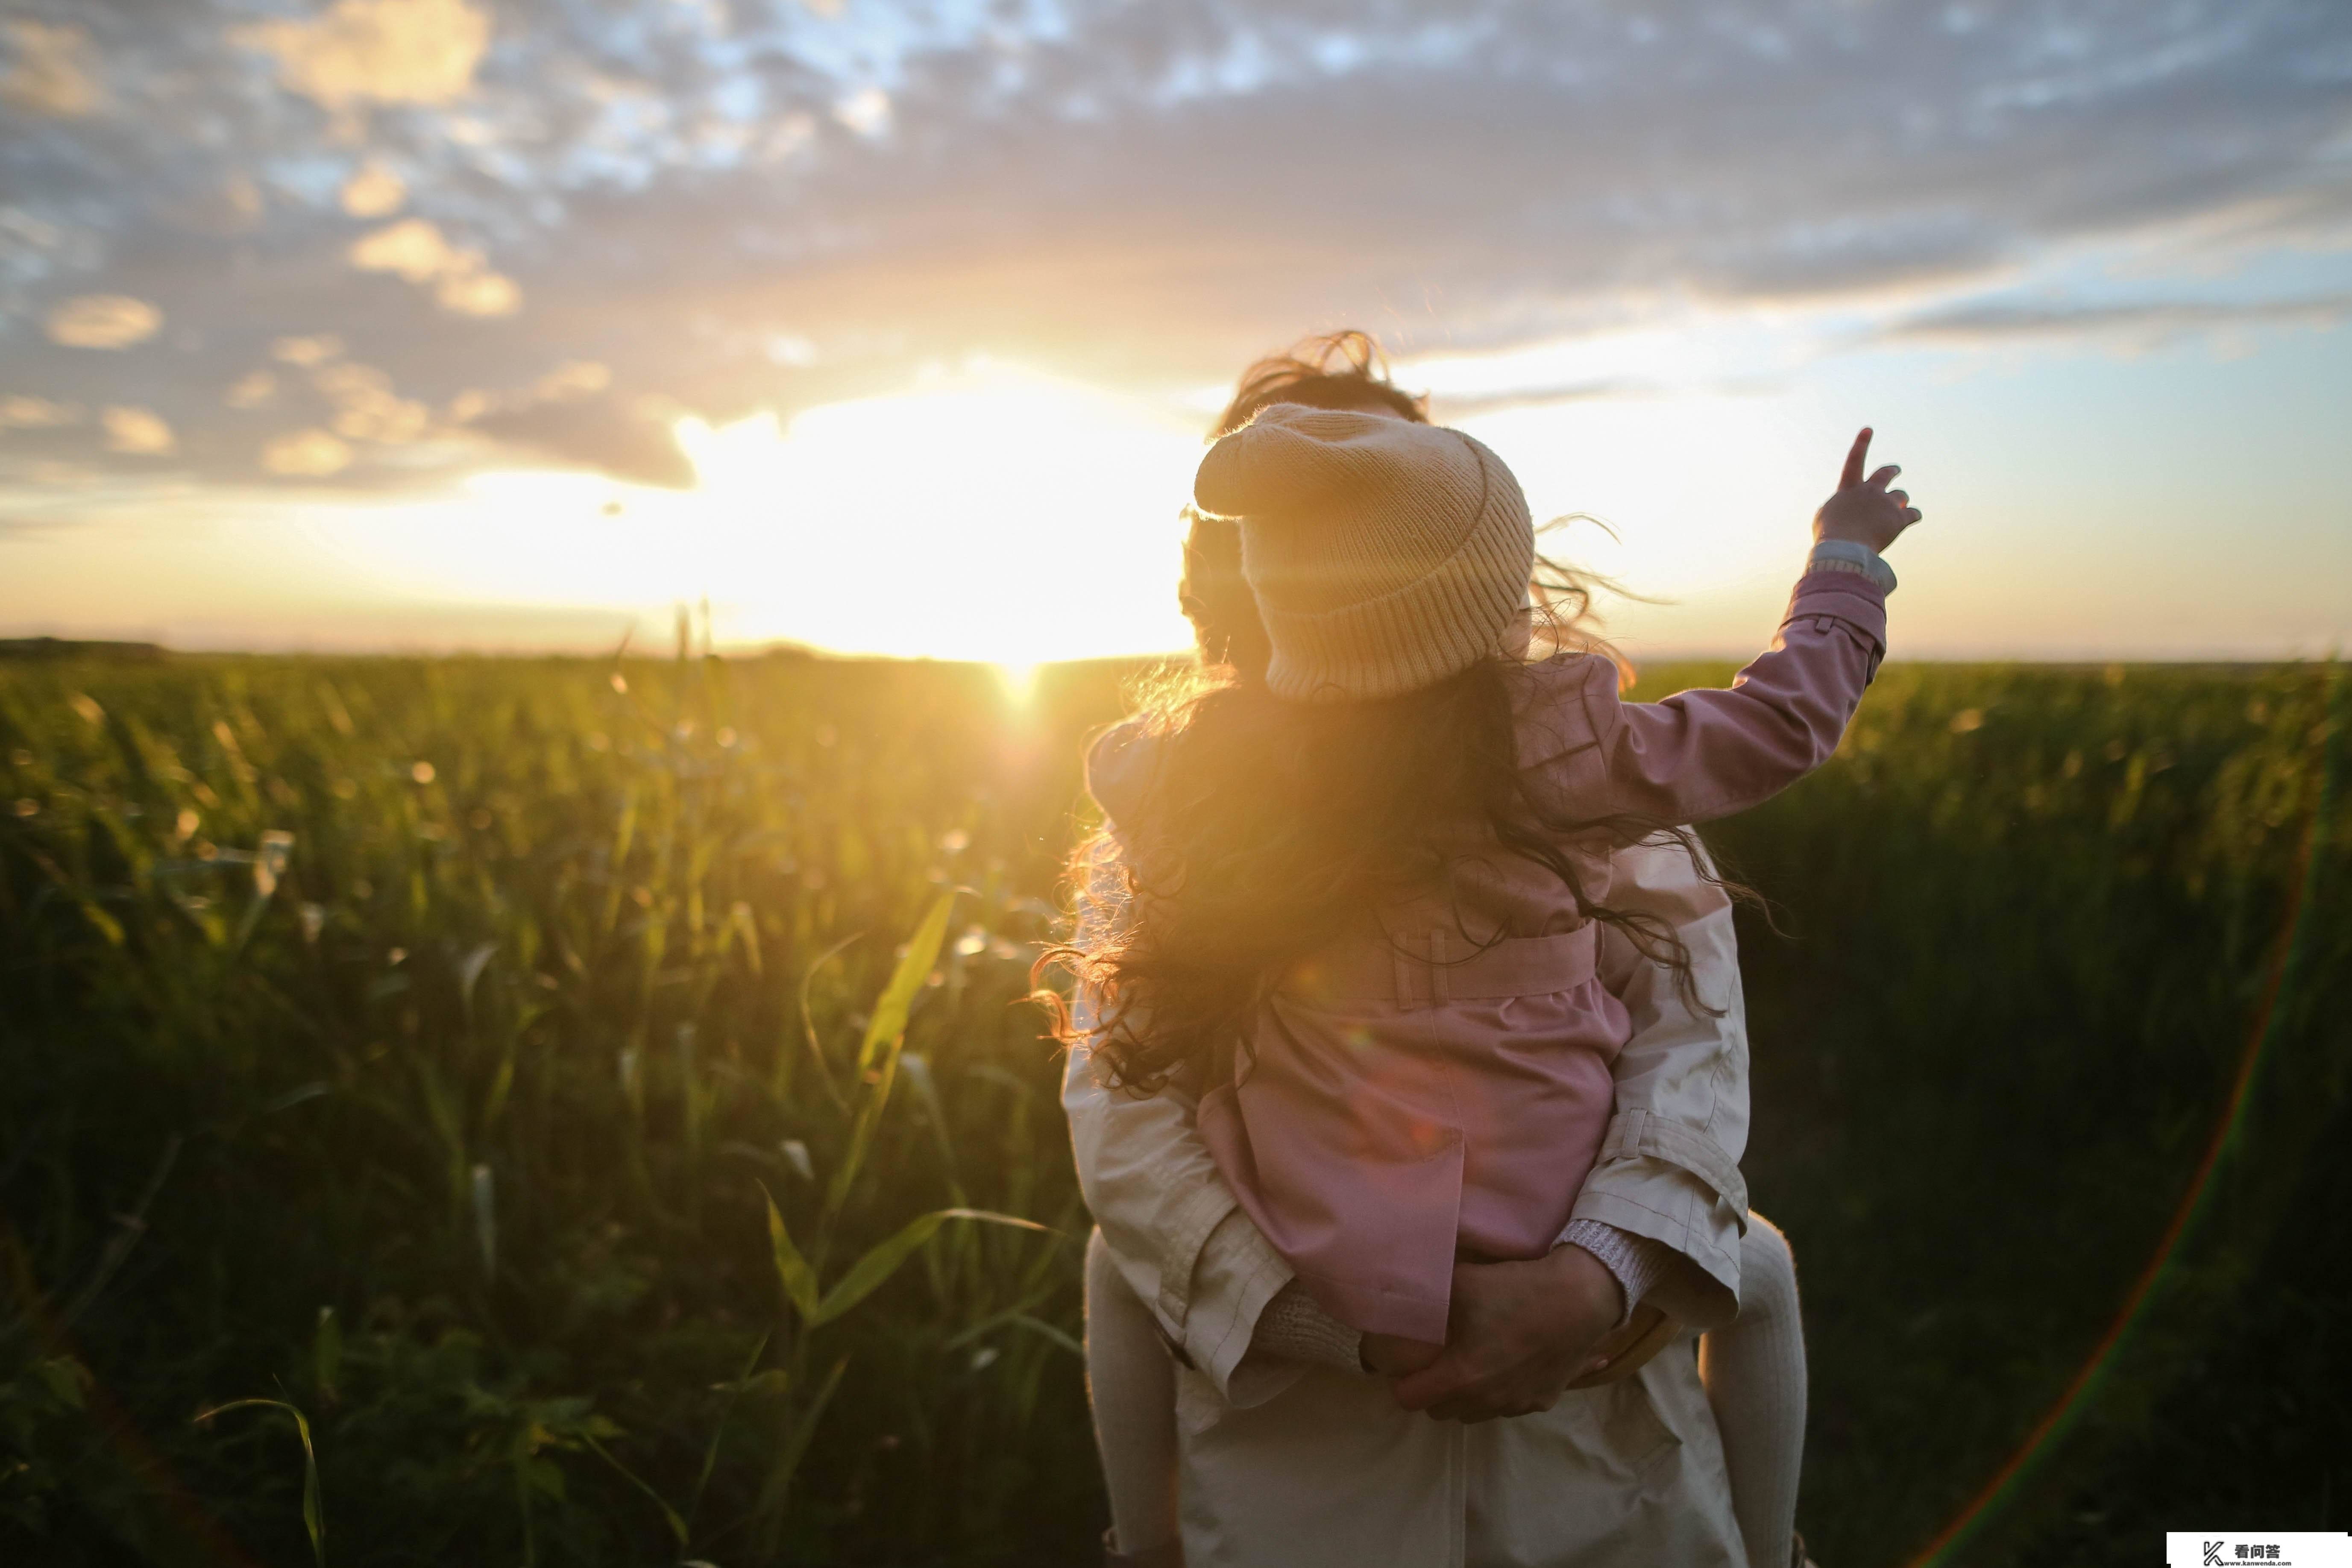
xmin=3 ymin=651 xmax=2346 ymax=1566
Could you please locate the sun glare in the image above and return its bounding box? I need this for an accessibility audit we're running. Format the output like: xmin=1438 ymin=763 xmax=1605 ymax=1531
xmin=670 ymin=363 xmax=1203 ymax=663
xmin=994 ymin=660 xmax=1042 ymax=704
xmin=276 ymin=362 xmax=1204 ymax=662
xmin=117 ymin=350 xmax=1833 ymax=661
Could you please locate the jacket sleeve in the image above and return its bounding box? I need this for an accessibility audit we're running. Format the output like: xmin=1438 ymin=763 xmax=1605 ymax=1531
xmin=1060 ymin=836 xmax=1297 ymax=1404
xmin=1543 ymin=568 xmax=1887 ymax=827
xmin=1067 ymin=830 xmax=1760 ymax=1390
xmin=1569 ymin=835 xmax=1753 ymax=1330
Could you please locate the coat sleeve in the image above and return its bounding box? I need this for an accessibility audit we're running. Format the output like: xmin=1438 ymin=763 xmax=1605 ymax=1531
xmin=1569 ymin=836 xmax=1753 ymax=1330
xmin=1542 ymin=568 xmax=1887 ymax=826
xmin=1068 ymin=833 xmax=1760 ymax=1389
xmin=1059 ymin=831 xmax=1299 ymax=1404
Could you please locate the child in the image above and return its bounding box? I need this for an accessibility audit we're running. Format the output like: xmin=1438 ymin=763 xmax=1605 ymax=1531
xmin=1067 ymin=405 xmax=1915 ymax=1566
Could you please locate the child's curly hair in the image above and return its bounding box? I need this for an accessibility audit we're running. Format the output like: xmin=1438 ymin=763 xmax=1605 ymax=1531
xmin=1039 ymin=332 xmax=1745 ymax=1097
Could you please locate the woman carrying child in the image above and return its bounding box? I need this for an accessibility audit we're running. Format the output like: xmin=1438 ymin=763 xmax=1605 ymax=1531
xmin=1056 ymin=336 xmax=1918 ymax=1567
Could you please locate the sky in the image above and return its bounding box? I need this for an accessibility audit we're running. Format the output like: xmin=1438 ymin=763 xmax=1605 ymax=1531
xmin=1 ymin=0 xmax=2348 ymax=663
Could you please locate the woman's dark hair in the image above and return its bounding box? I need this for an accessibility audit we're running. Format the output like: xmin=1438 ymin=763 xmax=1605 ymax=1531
xmin=1042 ymin=331 xmax=1736 ymax=1098
xmin=1211 ymin=329 xmax=1428 ymax=437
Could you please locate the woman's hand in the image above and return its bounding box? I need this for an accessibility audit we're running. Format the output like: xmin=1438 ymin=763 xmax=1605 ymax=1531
xmin=1360 ymin=1332 xmax=1444 ymax=1377
xmin=1813 ymin=427 xmax=1921 ymax=554
xmin=1387 ymin=1245 xmax=1623 ymax=1423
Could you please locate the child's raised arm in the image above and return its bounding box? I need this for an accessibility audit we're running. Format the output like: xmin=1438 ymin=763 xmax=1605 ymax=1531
xmin=1531 ymin=428 xmax=1920 ymax=828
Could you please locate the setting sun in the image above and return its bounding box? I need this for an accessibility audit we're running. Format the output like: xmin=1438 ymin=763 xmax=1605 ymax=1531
xmin=665 ymin=363 xmax=1202 ymax=662
xmin=5 ymin=363 xmax=1211 ymax=658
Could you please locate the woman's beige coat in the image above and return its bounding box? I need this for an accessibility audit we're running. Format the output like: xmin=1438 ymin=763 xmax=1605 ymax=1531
xmin=1063 ymin=840 xmax=1759 ymax=1568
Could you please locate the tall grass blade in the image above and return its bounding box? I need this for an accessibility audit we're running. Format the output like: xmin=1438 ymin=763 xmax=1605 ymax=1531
xmin=759 ymin=1182 xmax=821 ymax=1323
xmin=197 ymin=1398 xmax=326 ymax=1568
xmin=855 ymin=890 xmax=955 ymax=1079
xmin=759 ymin=1354 xmax=848 ymax=1518
xmin=311 ymin=1307 xmax=341 ymax=1404
xmin=578 ymin=1430 xmax=689 ymax=1548
xmin=812 ymin=1208 xmax=1049 ymax=1327
xmin=795 ymin=932 xmax=860 ymax=1114
xmin=827 ymin=891 xmax=957 ymax=1216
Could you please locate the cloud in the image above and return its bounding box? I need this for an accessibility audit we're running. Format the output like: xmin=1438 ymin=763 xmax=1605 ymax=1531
xmin=1 ymin=20 xmax=102 ymax=117
xmin=472 ymin=395 xmax=695 ymax=487
xmin=102 ymin=406 xmax=175 ymax=454
xmin=1 ymin=0 xmax=2345 ymax=495
xmin=348 ymin=219 xmax=521 ymax=316
xmin=1428 ymin=380 xmax=1650 ymax=421
xmin=45 ymin=296 xmax=162 ymax=350
xmin=272 ymin=335 xmax=346 ymax=367
xmin=313 ymin=361 xmax=433 ymax=443
xmin=0 ymin=396 xmax=82 ymax=429
xmin=1885 ymin=293 xmax=2352 ymax=345
xmin=236 ymin=0 xmax=491 ymax=111
xmin=340 ymin=161 xmax=408 ymax=217
xmin=262 ymin=429 xmax=355 ymax=476
xmin=347 ymin=219 xmax=463 ymax=283
xmin=434 ymin=270 xmax=521 ymax=317
xmin=225 ymin=371 xmax=277 ymax=409
xmin=833 ymin=87 xmax=891 ymax=139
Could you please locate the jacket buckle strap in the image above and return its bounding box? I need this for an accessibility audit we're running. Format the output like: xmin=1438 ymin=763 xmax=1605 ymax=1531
xmin=1600 ymin=1108 xmax=1751 ymax=1222
xmin=1390 ymin=928 xmax=1454 ymax=1008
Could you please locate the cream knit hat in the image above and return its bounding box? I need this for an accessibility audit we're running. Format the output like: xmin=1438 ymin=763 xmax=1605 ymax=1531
xmin=1193 ymin=403 xmax=1534 ymax=702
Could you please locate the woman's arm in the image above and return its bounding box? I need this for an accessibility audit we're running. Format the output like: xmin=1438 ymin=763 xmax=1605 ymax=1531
xmin=1387 ymin=835 xmax=1758 ymax=1420
xmin=1060 ymin=836 xmax=1298 ymax=1402
xmin=1565 ymin=834 xmax=1754 ymax=1330
xmin=1065 ymin=831 xmax=1757 ymax=1401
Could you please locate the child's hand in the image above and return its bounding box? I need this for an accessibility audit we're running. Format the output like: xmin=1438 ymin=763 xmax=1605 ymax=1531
xmin=1813 ymin=427 xmax=1922 ymax=554
xmin=1360 ymin=1331 xmax=1444 ymax=1377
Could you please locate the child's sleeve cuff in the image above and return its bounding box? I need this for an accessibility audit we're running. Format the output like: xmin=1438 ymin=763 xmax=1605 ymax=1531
xmin=1807 ymin=539 xmax=1897 ymax=592
xmin=1559 ymin=1219 xmax=1678 ymax=1329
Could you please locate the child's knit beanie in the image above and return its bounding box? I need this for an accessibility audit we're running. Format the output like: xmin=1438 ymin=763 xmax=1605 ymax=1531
xmin=1192 ymin=403 xmax=1534 ymax=702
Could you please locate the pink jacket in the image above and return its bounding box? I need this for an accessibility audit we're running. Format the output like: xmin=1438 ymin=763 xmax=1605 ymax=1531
xmin=1088 ymin=568 xmax=1888 ymax=1342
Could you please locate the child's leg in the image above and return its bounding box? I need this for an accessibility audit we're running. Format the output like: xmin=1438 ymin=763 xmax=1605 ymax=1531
xmin=1085 ymin=1227 xmax=1182 ymax=1561
xmin=1699 ymin=1213 xmax=1808 ymax=1568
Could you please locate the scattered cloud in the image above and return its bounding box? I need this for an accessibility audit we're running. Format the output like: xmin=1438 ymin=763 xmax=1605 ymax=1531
xmin=102 ymin=406 xmax=176 ymax=454
xmin=1886 ymin=293 xmax=2352 ymax=346
xmin=434 ymin=269 xmax=521 ymax=317
xmin=472 ymin=396 xmax=695 ymax=487
xmin=833 ymin=88 xmax=891 ymax=139
xmin=1427 ymin=379 xmax=1648 ymax=421
xmin=0 ymin=396 xmax=82 ymax=429
xmin=45 ymin=296 xmax=162 ymax=350
xmin=340 ymin=161 xmax=408 ymax=218
xmin=348 ymin=219 xmax=463 ymax=284
xmin=314 ymin=361 xmax=433 ymax=443
xmin=348 ymin=219 xmax=521 ymax=316
xmin=272 ymin=335 xmax=346 ymax=368
xmin=1 ymin=20 xmax=102 ymax=117
xmin=262 ymin=429 xmax=355 ymax=476
xmin=534 ymin=360 xmax=611 ymax=400
xmin=225 ymin=371 xmax=277 ymax=409
xmin=1 ymin=0 xmax=2345 ymax=494
xmin=236 ymin=0 xmax=491 ymax=111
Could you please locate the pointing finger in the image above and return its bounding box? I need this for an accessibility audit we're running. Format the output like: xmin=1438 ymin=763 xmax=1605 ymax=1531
xmin=1840 ymin=428 xmax=1872 ymax=490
